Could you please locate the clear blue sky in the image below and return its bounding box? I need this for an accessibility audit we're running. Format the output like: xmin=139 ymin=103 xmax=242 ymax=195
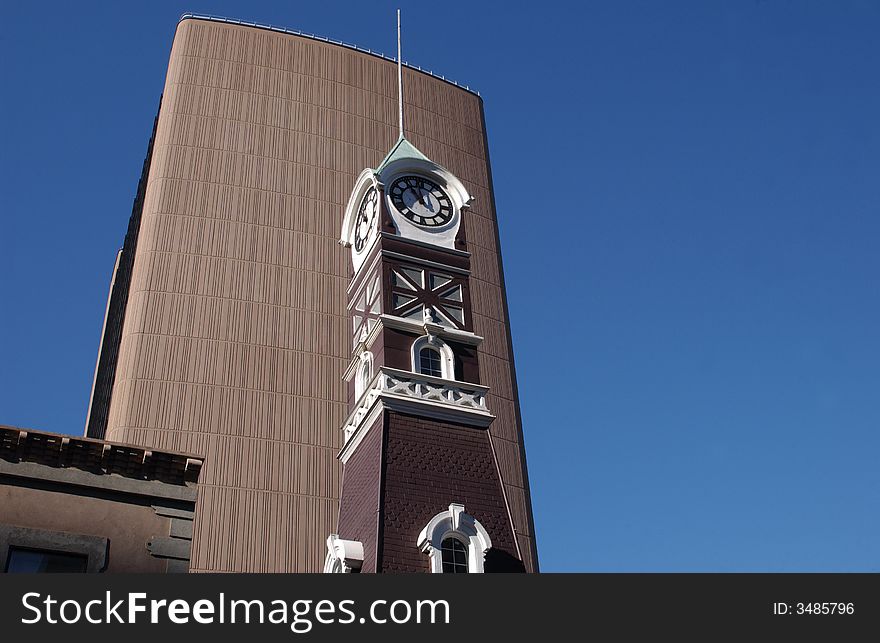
xmin=2 ymin=1 xmax=878 ymax=572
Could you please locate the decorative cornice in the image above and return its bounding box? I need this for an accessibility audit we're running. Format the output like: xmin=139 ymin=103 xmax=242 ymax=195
xmin=379 ymin=314 xmax=483 ymax=346
xmin=0 ymin=425 xmax=203 ymax=488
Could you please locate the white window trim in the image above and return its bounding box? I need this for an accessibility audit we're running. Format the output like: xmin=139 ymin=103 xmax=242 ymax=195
xmin=411 ymin=334 xmax=455 ymax=381
xmin=323 ymin=534 xmax=364 ymax=573
xmin=417 ymin=503 xmax=492 ymax=574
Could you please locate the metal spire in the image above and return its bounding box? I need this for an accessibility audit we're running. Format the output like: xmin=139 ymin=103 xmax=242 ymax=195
xmin=397 ymin=9 xmax=404 ymax=138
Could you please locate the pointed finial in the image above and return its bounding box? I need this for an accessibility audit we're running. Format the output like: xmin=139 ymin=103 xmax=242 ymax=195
xmin=397 ymin=9 xmax=404 ymax=139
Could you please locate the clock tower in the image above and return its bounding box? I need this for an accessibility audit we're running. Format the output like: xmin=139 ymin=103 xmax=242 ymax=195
xmin=324 ymin=133 xmax=526 ymax=573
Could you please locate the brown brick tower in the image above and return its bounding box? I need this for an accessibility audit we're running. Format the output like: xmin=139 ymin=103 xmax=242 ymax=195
xmin=326 ymin=134 xmax=526 ymax=573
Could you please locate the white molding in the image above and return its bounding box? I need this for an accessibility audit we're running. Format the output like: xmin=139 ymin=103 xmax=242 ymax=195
xmin=417 ymin=504 xmax=492 ymax=574
xmin=323 ymin=534 xmax=364 ymax=573
xmin=379 ymin=314 xmax=483 ymax=347
xmin=378 ymin=395 xmax=494 ymax=427
xmin=379 ymin=367 xmax=490 ymax=415
xmin=339 ymin=367 xmax=494 ymax=463
xmin=338 ymin=381 xmax=384 ymax=464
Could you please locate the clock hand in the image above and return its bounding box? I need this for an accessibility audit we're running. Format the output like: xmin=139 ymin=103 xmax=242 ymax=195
xmin=416 ymin=186 xmax=434 ymax=212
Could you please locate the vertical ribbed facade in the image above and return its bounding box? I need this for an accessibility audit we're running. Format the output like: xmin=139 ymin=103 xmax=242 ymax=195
xmin=99 ymin=17 xmax=536 ymax=572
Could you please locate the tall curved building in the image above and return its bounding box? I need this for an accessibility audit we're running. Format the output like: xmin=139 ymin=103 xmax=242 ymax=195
xmin=87 ymin=15 xmax=537 ymax=573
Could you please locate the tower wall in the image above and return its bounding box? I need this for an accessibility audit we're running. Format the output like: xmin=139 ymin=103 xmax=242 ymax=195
xmin=100 ymin=16 xmax=537 ymax=572
xmin=336 ymin=414 xmax=383 ymax=574
xmin=380 ymin=412 xmax=522 ymax=573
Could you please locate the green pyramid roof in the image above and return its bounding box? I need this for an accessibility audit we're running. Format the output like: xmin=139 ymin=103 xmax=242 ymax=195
xmin=376 ymin=136 xmax=432 ymax=172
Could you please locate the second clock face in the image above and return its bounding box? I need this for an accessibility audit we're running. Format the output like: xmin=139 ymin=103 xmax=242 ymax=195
xmin=389 ymin=175 xmax=454 ymax=228
xmin=354 ymin=187 xmax=378 ymax=253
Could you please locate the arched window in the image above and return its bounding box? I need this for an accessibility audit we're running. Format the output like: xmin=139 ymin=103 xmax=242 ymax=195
xmin=417 ymin=503 xmax=492 ymax=573
xmin=419 ymin=346 xmax=443 ymax=378
xmin=353 ymin=351 xmax=374 ymax=401
xmin=411 ymin=335 xmax=455 ymax=380
xmin=441 ymin=537 xmax=468 ymax=574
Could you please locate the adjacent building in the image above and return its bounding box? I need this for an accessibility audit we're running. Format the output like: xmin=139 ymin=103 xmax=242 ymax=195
xmin=1 ymin=425 xmax=201 ymax=573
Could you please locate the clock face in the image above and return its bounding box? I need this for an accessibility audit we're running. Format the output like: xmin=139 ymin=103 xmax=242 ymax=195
xmin=353 ymin=187 xmax=378 ymax=252
xmin=389 ymin=175 xmax=454 ymax=228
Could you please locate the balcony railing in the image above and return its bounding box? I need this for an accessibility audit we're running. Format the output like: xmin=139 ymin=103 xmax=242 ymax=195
xmin=342 ymin=367 xmax=492 ymax=443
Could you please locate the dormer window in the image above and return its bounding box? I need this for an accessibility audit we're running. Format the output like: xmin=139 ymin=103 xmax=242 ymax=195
xmin=419 ymin=347 xmax=443 ymax=378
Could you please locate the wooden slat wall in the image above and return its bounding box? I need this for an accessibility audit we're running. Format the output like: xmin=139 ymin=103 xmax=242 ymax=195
xmin=105 ymin=18 xmax=536 ymax=572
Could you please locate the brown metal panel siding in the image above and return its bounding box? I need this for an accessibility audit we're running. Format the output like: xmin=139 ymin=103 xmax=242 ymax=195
xmin=380 ymin=412 xmax=520 ymax=573
xmin=86 ymin=107 xmax=161 ymax=439
xmin=336 ymin=415 xmax=383 ymax=573
xmin=104 ymin=17 xmax=535 ymax=572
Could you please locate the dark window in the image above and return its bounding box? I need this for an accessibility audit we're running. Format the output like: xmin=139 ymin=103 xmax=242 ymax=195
xmin=441 ymin=538 xmax=468 ymax=573
xmin=419 ymin=347 xmax=442 ymax=378
xmin=5 ymin=547 xmax=88 ymax=573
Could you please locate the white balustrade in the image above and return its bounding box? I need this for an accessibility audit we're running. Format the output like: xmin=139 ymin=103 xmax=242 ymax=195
xmin=342 ymin=367 xmax=490 ymax=442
